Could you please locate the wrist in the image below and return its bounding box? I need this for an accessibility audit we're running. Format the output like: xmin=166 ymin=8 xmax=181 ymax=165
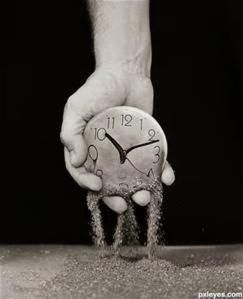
xmin=95 ymin=36 xmax=151 ymax=78
xmin=91 ymin=0 xmax=151 ymax=78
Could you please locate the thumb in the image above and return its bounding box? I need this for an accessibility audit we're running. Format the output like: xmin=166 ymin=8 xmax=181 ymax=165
xmin=61 ymin=70 xmax=126 ymax=167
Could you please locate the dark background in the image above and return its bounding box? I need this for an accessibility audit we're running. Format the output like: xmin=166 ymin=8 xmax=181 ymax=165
xmin=0 ymin=0 xmax=242 ymax=245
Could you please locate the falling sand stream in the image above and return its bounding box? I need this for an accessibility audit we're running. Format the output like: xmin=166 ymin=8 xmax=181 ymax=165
xmin=87 ymin=178 xmax=163 ymax=259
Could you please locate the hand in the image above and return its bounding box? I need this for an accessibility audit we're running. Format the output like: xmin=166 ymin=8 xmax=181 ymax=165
xmin=60 ymin=67 xmax=175 ymax=213
xmin=61 ymin=0 xmax=175 ymax=214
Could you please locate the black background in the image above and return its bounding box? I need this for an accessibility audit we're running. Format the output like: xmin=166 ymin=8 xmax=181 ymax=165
xmin=0 ymin=0 xmax=242 ymax=244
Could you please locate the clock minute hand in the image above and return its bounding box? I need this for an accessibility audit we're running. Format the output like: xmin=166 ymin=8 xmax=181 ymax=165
xmin=105 ymin=133 xmax=126 ymax=164
xmin=125 ymin=139 xmax=160 ymax=156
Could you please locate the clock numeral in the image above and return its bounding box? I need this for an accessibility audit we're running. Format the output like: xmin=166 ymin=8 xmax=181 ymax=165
xmin=88 ymin=145 xmax=98 ymax=172
xmin=153 ymin=146 xmax=161 ymax=164
xmin=96 ymin=169 xmax=103 ymax=178
xmin=121 ymin=114 xmax=133 ymax=127
xmin=88 ymin=145 xmax=98 ymax=161
xmin=94 ymin=128 xmax=106 ymax=141
xmin=148 ymin=129 xmax=156 ymax=141
xmin=107 ymin=116 xmax=115 ymax=129
xmin=147 ymin=168 xmax=155 ymax=179
xmin=139 ymin=118 xmax=143 ymax=130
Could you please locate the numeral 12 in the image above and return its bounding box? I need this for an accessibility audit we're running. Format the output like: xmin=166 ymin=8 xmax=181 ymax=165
xmin=121 ymin=114 xmax=132 ymax=127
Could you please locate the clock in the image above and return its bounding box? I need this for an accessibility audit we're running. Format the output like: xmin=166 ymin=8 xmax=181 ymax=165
xmin=83 ymin=106 xmax=167 ymax=192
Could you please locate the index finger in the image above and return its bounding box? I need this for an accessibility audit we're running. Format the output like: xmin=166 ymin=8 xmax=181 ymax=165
xmin=64 ymin=148 xmax=102 ymax=191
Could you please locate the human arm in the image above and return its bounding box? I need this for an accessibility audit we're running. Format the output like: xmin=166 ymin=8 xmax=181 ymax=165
xmin=60 ymin=0 xmax=175 ymax=213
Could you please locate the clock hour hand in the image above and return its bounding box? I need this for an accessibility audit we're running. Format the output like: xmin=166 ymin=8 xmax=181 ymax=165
xmin=125 ymin=139 xmax=159 ymax=156
xmin=105 ymin=133 xmax=126 ymax=164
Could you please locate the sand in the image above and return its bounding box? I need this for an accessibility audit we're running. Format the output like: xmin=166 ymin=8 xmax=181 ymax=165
xmin=87 ymin=179 xmax=163 ymax=258
xmin=1 ymin=245 xmax=242 ymax=299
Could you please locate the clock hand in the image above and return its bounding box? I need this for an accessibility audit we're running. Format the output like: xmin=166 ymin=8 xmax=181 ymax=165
xmin=105 ymin=132 xmax=126 ymax=164
xmin=125 ymin=139 xmax=159 ymax=156
xmin=125 ymin=157 xmax=148 ymax=175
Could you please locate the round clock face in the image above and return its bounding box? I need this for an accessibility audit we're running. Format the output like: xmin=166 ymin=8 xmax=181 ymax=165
xmin=83 ymin=106 xmax=167 ymax=190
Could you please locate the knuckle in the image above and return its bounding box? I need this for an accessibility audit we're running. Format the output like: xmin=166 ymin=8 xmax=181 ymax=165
xmin=60 ymin=129 xmax=72 ymax=146
xmin=60 ymin=130 xmax=66 ymax=144
xmin=66 ymin=94 xmax=81 ymax=111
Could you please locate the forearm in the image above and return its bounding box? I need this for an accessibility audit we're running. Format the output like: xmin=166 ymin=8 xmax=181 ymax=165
xmin=87 ymin=0 xmax=151 ymax=77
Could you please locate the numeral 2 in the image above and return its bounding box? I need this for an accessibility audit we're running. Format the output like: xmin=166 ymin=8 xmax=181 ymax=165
xmin=148 ymin=129 xmax=156 ymax=141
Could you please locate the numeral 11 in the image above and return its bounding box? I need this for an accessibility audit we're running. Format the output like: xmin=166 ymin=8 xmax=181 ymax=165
xmin=107 ymin=117 xmax=115 ymax=129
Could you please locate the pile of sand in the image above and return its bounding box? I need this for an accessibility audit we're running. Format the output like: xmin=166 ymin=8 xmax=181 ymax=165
xmin=44 ymin=247 xmax=243 ymax=299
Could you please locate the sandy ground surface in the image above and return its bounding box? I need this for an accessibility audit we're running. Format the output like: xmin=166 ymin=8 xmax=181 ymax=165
xmin=0 ymin=245 xmax=242 ymax=299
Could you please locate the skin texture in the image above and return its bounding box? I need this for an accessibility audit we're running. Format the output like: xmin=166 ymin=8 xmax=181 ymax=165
xmin=60 ymin=0 xmax=175 ymax=214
